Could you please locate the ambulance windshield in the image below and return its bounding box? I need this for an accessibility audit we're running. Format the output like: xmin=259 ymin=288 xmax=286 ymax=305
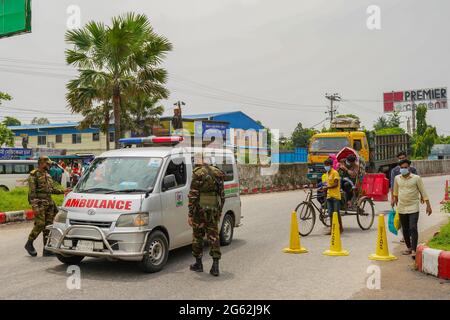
xmin=75 ymin=157 xmax=163 ymax=194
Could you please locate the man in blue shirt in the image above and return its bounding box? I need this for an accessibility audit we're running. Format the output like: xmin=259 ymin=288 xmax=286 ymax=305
xmin=390 ymin=151 xmax=417 ymax=190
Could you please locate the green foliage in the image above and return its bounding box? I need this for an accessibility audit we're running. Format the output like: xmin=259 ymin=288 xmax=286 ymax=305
xmin=0 ymin=91 xmax=12 ymax=106
xmin=373 ymin=111 xmax=401 ymax=131
xmin=428 ymin=218 xmax=450 ymax=251
xmin=436 ymin=135 xmax=450 ymax=145
xmin=0 ymin=124 xmax=14 ymax=146
xmin=413 ymin=126 xmax=438 ymax=159
xmin=0 ymin=187 xmax=64 ymax=212
xmin=65 ymin=12 xmax=172 ymax=148
xmin=291 ymin=122 xmax=318 ymax=148
xmin=2 ymin=116 xmax=21 ymax=126
xmin=376 ymin=127 xmax=405 ymax=135
xmin=416 ymin=105 xmax=428 ymax=136
xmin=31 ymin=117 xmax=50 ymax=125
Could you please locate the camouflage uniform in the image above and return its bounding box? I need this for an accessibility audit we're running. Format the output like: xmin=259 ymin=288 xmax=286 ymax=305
xmin=188 ymin=164 xmax=225 ymax=260
xmin=28 ymin=167 xmax=65 ymax=245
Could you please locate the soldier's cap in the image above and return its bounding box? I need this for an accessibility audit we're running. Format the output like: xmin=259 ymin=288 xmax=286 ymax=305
xmin=38 ymin=156 xmax=52 ymax=165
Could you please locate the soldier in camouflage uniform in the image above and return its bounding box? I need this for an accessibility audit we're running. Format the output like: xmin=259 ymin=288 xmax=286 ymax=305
xmin=25 ymin=156 xmax=69 ymax=257
xmin=188 ymin=153 xmax=225 ymax=276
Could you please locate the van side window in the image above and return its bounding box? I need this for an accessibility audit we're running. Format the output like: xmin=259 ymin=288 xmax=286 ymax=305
xmin=214 ymin=158 xmax=235 ymax=182
xmin=4 ymin=164 xmax=13 ymax=174
xmin=14 ymin=164 xmax=29 ymax=174
xmin=0 ymin=165 xmax=3 ymax=174
xmin=164 ymin=159 xmax=186 ymax=188
xmin=353 ymin=139 xmax=362 ymax=151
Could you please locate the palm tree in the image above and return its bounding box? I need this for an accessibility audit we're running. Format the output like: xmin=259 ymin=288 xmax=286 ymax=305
xmin=121 ymin=96 xmax=164 ymax=137
xmin=65 ymin=13 xmax=172 ymax=148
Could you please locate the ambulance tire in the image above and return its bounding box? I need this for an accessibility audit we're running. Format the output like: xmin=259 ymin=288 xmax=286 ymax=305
xmin=56 ymin=254 xmax=85 ymax=265
xmin=220 ymin=213 xmax=234 ymax=246
xmin=139 ymin=230 xmax=169 ymax=273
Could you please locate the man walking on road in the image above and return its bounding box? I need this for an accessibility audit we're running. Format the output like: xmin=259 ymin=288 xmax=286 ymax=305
xmin=392 ymin=159 xmax=432 ymax=257
xmin=25 ymin=156 xmax=70 ymax=257
xmin=188 ymin=153 xmax=225 ymax=276
xmin=323 ymin=158 xmax=343 ymax=234
xmin=390 ymin=151 xmax=418 ymax=244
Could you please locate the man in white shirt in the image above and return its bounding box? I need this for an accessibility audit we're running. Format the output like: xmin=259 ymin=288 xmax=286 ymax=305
xmin=391 ymin=159 xmax=432 ymax=257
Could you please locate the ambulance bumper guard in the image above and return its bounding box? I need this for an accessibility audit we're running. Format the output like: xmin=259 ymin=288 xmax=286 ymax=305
xmin=44 ymin=225 xmax=150 ymax=258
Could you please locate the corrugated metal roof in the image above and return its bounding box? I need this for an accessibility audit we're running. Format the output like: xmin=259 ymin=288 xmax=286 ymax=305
xmin=180 ymin=111 xmax=237 ymax=119
xmin=7 ymin=122 xmax=80 ymax=130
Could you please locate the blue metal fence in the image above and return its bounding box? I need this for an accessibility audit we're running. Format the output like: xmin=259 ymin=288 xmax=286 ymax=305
xmin=271 ymin=148 xmax=308 ymax=163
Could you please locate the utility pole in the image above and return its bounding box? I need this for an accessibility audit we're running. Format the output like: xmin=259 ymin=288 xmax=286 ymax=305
xmin=411 ymin=100 xmax=416 ymax=135
xmin=325 ymin=93 xmax=341 ymax=125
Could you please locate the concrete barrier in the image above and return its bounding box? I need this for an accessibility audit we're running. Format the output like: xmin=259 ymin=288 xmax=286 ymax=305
xmin=412 ymin=159 xmax=450 ymax=176
xmin=237 ymin=163 xmax=309 ymax=194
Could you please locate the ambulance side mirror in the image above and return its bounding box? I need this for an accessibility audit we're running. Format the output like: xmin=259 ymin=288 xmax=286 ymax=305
xmin=162 ymin=174 xmax=176 ymax=191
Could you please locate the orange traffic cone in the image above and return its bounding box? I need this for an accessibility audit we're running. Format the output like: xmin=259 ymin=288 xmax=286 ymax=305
xmin=283 ymin=211 xmax=308 ymax=254
xmin=323 ymin=212 xmax=349 ymax=256
xmin=369 ymin=214 xmax=397 ymax=261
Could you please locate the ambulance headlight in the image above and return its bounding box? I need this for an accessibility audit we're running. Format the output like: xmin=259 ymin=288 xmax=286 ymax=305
xmin=54 ymin=208 xmax=68 ymax=224
xmin=116 ymin=213 xmax=149 ymax=227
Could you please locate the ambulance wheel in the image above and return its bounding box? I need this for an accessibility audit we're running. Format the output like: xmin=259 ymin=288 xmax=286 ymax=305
xmin=139 ymin=230 xmax=169 ymax=273
xmin=56 ymin=254 xmax=84 ymax=265
xmin=220 ymin=213 xmax=234 ymax=246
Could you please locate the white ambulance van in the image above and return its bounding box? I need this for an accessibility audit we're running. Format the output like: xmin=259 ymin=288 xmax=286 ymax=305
xmin=45 ymin=138 xmax=242 ymax=273
xmin=0 ymin=160 xmax=70 ymax=191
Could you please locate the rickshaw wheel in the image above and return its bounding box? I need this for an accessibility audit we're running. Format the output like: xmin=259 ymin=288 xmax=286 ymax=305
xmin=295 ymin=201 xmax=316 ymax=236
xmin=318 ymin=203 xmax=331 ymax=227
xmin=356 ymin=197 xmax=375 ymax=230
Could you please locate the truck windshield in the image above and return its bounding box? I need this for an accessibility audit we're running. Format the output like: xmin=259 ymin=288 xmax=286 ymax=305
xmin=310 ymin=137 xmax=350 ymax=152
xmin=75 ymin=157 xmax=163 ymax=194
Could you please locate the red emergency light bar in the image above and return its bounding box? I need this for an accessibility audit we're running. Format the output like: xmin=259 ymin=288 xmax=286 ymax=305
xmin=119 ymin=136 xmax=184 ymax=145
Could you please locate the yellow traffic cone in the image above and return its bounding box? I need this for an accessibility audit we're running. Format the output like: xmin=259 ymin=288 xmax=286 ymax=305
xmin=283 ymin=211 xmax=308 ymax=254
xmin=323 ymin=212 xmax=349 ymax=256
xmin=369 ymin=214 xmax=397 ymax=261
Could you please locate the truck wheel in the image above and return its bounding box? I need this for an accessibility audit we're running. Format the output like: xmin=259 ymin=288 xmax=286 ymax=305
xmin=56 ymin=254 xmax=84 ymax=265
xmin=0 ymin=185 xmax=9 ymax=192
xmin=138 ymin=230 xmax=169 ymax=273
xmin=220 ymin=213 xmax=234 ymax=246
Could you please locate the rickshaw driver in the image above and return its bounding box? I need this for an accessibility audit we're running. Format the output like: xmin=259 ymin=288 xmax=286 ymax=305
xmin=339 ymin=153 xmax=365 ymax=208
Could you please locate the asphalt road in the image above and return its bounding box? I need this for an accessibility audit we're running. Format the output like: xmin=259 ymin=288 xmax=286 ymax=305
xmin=1 ymin=175 xmax=449 ymax=300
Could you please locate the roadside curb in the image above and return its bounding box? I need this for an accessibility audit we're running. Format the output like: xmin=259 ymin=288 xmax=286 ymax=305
xmin=240 ymin=185 xmax=304 ymax=195
xmin=0 ymin=209 xmax=35 ymax=225
xmin=416 ymin=244 xmax=450 ymax=280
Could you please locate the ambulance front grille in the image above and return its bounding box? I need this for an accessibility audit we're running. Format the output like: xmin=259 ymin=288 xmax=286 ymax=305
xmin=69 ymin=219 xmax=112 ymax=229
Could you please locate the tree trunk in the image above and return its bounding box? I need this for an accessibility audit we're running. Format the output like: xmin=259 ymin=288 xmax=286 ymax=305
xmin=113 ymin=85 xmax=121 ymax=149
xmin=104 ymin=106 xmax=110 ymax=151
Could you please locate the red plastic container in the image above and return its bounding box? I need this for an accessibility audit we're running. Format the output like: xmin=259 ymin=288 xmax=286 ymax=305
xmin=361 ymin=173 xmax=389 ymax=201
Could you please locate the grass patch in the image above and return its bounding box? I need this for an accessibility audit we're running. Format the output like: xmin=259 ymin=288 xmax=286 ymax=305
xmin=428 ymin=218 xmax=450 ymax=251
xmin=0 ymin=187 xmax=64 ymax=212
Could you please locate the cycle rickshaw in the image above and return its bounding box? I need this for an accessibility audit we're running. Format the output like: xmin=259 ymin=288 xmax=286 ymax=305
xmin=295 ymin=148 xmax=375 ymax=236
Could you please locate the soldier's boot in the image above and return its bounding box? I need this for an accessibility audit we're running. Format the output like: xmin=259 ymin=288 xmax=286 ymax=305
xmin=24 ymin=240 xmax=37 ymax=257
xmin=190 ymin=257 xmax=203 ymax=272
xmin=210 ymin=258 xmax=220 ymax=277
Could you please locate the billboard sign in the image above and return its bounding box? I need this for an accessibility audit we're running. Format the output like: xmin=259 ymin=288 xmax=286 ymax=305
xmin=0 ymin=0 xmax=31 ymax=38
xmin=383 ymin=87 xmax=447 ymax=113
xmin=0 ymin=147 xmax=32 ymax=159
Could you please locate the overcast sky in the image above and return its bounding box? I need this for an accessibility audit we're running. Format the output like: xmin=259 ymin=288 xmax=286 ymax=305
xmin=0 ymin=0 xmax=449 ymax=136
